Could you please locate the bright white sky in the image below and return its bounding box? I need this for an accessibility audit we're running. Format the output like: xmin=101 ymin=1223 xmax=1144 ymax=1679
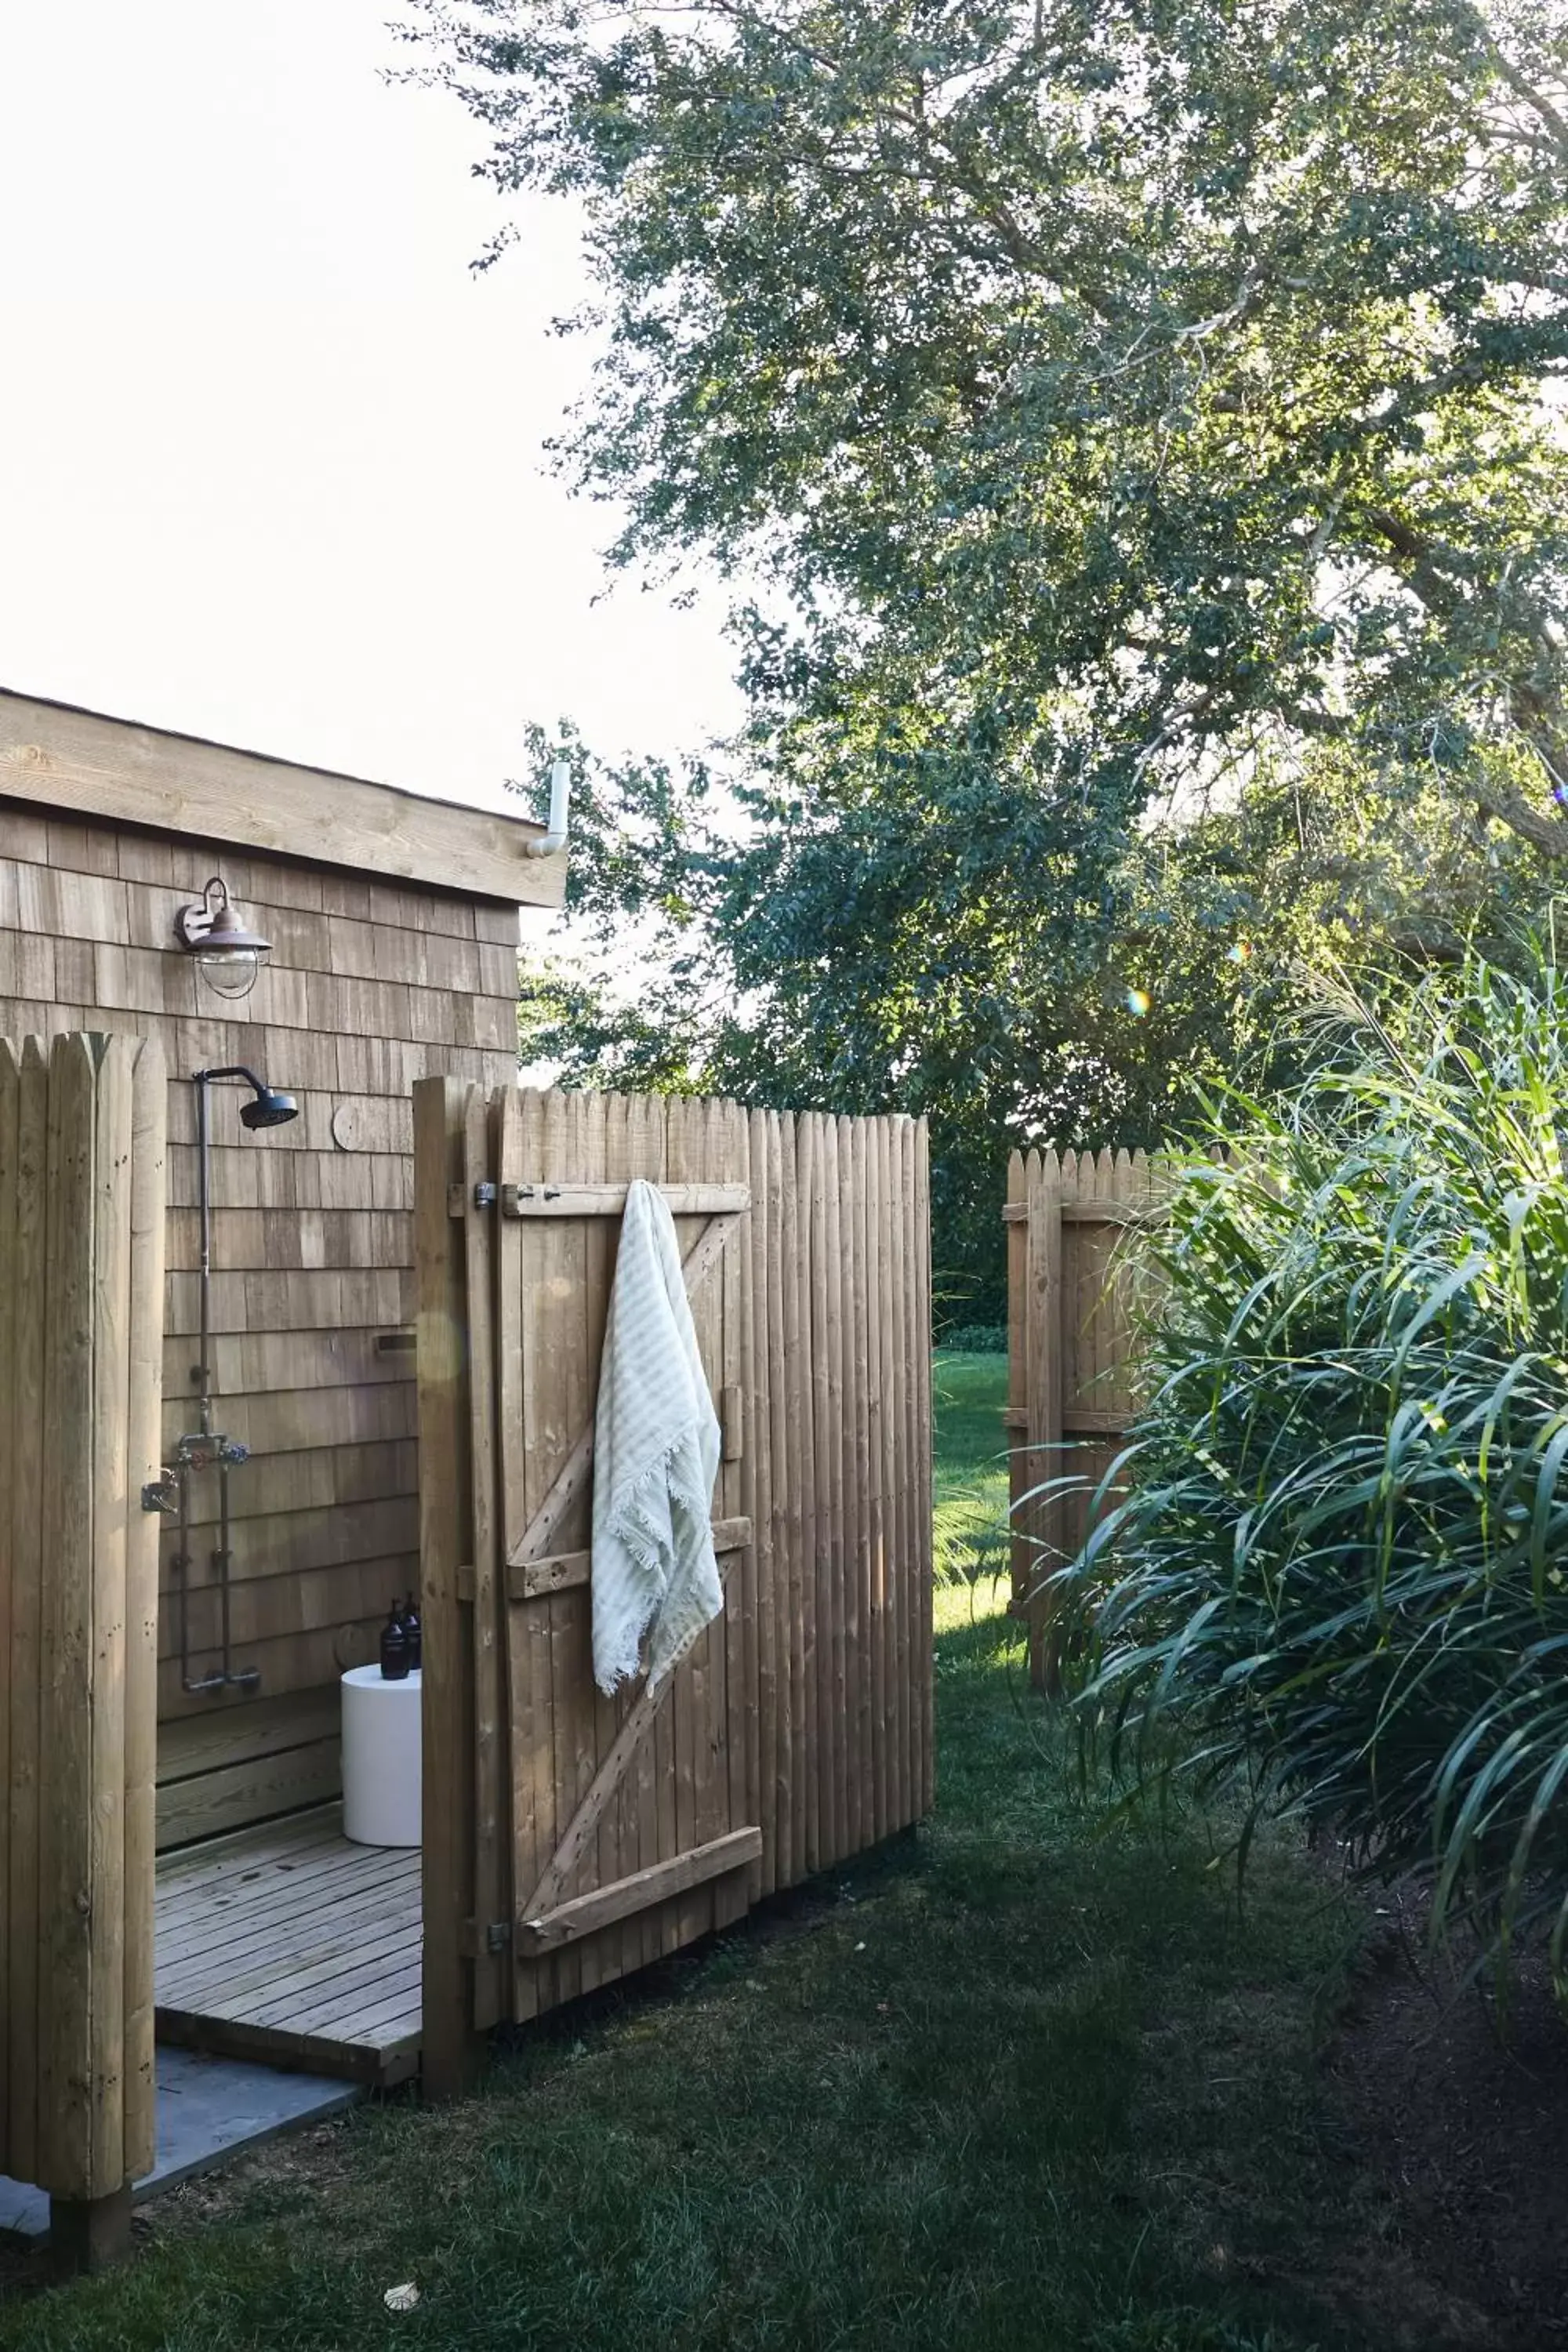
xmin=0 ymin=2 xmax=741 ymax=827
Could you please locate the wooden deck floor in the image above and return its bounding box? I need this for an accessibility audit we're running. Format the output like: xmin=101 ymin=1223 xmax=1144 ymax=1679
xmin=154 ymin=1806 xmax=422 ymax=2085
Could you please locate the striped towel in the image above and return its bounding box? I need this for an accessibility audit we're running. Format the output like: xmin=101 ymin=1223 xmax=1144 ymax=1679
xmin=590 ymin=1178 xmax=724 ymax=1694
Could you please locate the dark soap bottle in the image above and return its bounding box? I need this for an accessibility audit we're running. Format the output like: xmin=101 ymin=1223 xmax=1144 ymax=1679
xmin=401 ymin=1598 xmax=422 ymax=1673
xmin=379 ymin=1599 xmax=410 ymax=1681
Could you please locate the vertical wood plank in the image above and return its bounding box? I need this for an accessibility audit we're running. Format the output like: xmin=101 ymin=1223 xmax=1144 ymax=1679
xmin=878 ymin=1113 xmax=902 ymax=1835
xmin=6 ymin=1037 xmax=47 ymax=2181
xmin=808 ymin=1112 xmax=837 ymax=1864
xmin=628 ymin=1090 xmax=670 ymax=1962
xmin=511 ymin=1086 xmax=559 ymax=2021
xmin=1006 ymin=1149 xmax=1029 ymax=1617
xmin=664 ymin=1097 xmax=713 ymax=1952
xmin=89 ymin=1036 xmax=134 ymax=2194
xmin=463 ymin=1082 xmax=505 ymax=2030
xmin=695 ymin=1101 xmax=731 ymax=1904
xmin=122 ymin=1035 xmax=165 ymax=2180
xmin=538 ymin=1089 xmax=590 ymax=2002
xmin=746 ymin=1108 xmax=777 ymax=1894
xmin=852 ymin=1115 xmax=877 ymax=1853
xmin=720 ymin=1100 xmax=754 ymax=1901
xmin=496 ymin=1080 xmax=537 ymax=2020
xmin=866 ymin=1110 xmax=889 ymax=1846
xmin=795 ymin=1112 xmax=821 ymax=1873
xmin=780 ymin=1111 xmax=808 ymax=1886
xmin=891 ymin=1117 xmax=916 ymax=1828
xmin=415 ymin=1076 xmax=481 ymax=2098
xmin=838 ymin=1116 xmax=864 ymax=1863
xmin=40 ymin=1034 xmax=98 ymax=2194
xmin=597 ymin=1088 xmax=638 ymax=1976
xmin=767 ymin=1112 xmax=795 ymax=1889
xmin=577 ymin=1088 xmax=617 ymax=1997
xmin=914 ymin=1115 xmax=935 ymax=1816
xmin=883 ymin=1115 xmax=904 ymax=1834
xmin=1029 ymin=1149 xmax=1065 ymax=1689
xmin=829 ymin=1116 xmax=851 ymax=1866
xmin=0 ymin=1040 xmax=18 ymax=2169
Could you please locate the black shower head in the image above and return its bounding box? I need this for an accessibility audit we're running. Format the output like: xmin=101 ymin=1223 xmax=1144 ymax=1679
xmin=239 ymin=1084 xmax=298 ymax=1130
xmin=194 ymin=1065 xmax=299 ymax=1131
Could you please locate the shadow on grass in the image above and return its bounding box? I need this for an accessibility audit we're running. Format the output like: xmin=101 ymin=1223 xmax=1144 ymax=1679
xmin=0 ymin=1584 xmax=1377 ymax=2352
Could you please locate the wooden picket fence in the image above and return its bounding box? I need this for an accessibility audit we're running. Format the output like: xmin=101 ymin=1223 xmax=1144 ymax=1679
xmin=0 ymin=1033 xmax=168 ymax=2216
xmin=1004 ymin=1146 xmax=1166 ymax=1685
xmin=416 ymin=1085 xmax=934 ymax=2092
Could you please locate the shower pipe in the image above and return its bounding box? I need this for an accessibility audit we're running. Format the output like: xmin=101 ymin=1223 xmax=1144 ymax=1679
xmin=169 ymin=1066 xmax=297 ymax=1696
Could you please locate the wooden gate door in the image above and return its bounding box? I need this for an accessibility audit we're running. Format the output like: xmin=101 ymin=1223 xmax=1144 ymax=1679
xmin=416 ymin=1080 xmax=935 ymax=2096
xmin=417 ymin=1083 xmax=762 ymax=2081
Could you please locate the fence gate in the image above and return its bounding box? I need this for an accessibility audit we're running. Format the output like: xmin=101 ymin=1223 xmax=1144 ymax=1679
xmin=417 ymin=1083 xmax=934 ymax=2092
xmin=1004 ymin=1146 xmax=1160 ymax=1686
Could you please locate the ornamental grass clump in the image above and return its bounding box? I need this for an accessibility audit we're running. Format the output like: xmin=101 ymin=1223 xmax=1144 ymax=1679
xmin=1058 ymin=945 xmax=1568 ymax=1987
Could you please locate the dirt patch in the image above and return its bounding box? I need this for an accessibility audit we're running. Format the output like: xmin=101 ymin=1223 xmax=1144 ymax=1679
xmin=1322 ymin=1878 xmax=1568 ymax=2351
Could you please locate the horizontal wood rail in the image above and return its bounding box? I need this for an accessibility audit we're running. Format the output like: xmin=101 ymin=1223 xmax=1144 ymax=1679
xmin=500 ymin=1181 xmax=750 ymax=1218
xmin=510 ymin=1515 xmax=753 ymax=1601
xmin=503 ymin=1212 xmax=741 ymax=1574
xmin=1003 ymin=1196 xmax=1148 ymax=1226
xmin=1004 ymin=1406 xmax=1131 ymax=1439
xmin=516 ymin=1828 xmax=763 ymax=1955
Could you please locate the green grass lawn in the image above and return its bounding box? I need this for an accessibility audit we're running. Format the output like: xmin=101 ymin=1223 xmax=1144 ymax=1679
xmin=932 ymin=1349 xmax=1012 ymax=1584
xmin=0 ymin=1356 xmax=1371 ymax=2352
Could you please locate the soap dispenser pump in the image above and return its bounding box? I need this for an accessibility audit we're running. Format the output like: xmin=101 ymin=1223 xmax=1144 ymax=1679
xmin=379 ymin=1598 xmax=410 ymax=1681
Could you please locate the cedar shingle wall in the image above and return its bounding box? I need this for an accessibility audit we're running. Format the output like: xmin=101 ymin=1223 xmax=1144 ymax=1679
xmin=0 ymin=793 xmax=521 ymax=1841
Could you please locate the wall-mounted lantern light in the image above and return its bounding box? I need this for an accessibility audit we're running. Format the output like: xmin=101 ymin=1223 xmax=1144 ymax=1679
xmin=173 ymin=876 xmax=272 ymax=1000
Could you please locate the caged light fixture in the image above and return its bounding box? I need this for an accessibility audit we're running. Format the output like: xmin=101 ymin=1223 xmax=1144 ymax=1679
xmin=173 ymin=874 xmax=273 ymax=1000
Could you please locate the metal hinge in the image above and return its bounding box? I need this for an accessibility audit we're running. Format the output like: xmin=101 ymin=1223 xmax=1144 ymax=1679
xmin=461 ymin=1917 xmax=513 ymax=1959
xmin=448 ymin=1180 xmax=497 ymax=1214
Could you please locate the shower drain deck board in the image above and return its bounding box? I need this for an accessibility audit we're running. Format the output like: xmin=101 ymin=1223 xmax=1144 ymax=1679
xmin=154 ymin=1803 xmax=422 ymax=2086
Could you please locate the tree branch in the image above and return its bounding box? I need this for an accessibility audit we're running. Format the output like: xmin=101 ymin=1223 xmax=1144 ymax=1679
xmin=1471 ymin=771 xmax=1568 ymax=860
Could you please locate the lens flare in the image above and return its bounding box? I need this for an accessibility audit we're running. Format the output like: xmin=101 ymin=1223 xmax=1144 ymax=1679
xmin=1226 ymin=940 xmax=1254 ymax=965
xmin=1126 ymin=987 xmax=1152 ymax=1018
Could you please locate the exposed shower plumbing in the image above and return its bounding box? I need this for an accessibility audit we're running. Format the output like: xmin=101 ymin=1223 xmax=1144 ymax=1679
xmin=156 ymin=1065 xmax=299 ymax=1697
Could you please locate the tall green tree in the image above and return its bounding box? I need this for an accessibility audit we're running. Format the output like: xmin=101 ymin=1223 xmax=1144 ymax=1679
xmin=410 ymin=0 xmax=1568 ymax=1312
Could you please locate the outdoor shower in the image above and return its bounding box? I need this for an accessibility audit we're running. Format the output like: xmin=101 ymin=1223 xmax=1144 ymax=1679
xmin=155 ymin=1066 xmax=299 ymax=1695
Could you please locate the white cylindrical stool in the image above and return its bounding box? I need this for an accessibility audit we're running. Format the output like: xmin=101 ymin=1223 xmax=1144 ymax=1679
xmin=340 ymin=1666 xmax=422 ymax=1846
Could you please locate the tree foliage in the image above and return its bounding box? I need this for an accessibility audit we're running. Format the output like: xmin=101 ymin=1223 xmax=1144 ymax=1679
xmin=411 ymin=0 xmax=1568 ymax=833
xmin=408 ymin=0 xmax=1568 ymax=1310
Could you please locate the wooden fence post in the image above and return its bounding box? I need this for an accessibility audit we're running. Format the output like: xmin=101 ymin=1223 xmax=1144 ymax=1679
xmin=415 ymin=1076 xmax=485 ymax=2101
xmin=1005 ymin=1150 xmax=1065 ymax=1686
xmin=0 ymin=1031 xmax=165 ymax=2266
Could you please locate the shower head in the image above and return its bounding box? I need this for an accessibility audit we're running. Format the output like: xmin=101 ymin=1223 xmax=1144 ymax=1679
xmin=193 ymin=1065 xmax=299 ymax=1131
xmin=240 ymin=1084 xmax=298 ymax=1130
